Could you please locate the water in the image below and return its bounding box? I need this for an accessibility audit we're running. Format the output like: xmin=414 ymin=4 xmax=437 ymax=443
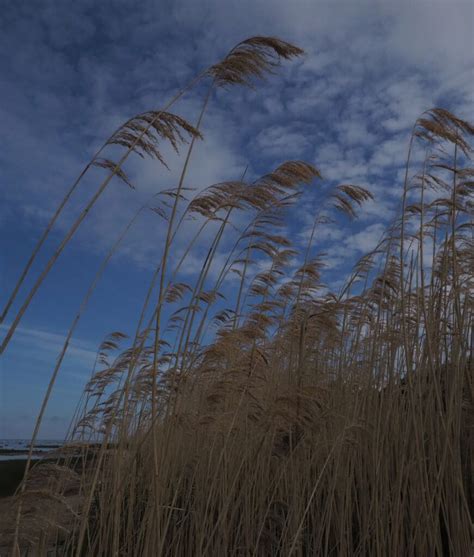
xmin=0 ymin=439 xmax=64 ymax=461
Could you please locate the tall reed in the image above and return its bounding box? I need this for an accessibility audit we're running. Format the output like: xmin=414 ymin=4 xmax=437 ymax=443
xmin=2 ymin=37 xmax=473 ymax=557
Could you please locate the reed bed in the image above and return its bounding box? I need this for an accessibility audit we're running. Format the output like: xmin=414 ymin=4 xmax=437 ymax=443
xmin=1 ymin=37 xmax=473 ymax=556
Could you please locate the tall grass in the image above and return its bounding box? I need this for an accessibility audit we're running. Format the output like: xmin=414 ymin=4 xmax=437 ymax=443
xmin=2 ymin=37 xmax=473 ymax=556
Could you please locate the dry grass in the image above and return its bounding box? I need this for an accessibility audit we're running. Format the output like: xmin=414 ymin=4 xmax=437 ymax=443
xmin=2 ymin=37 xmax=473 ymax=556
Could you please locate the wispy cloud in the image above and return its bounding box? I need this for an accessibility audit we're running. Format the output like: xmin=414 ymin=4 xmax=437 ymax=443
xmin=0 ymin=323 xmax=97 ymax=374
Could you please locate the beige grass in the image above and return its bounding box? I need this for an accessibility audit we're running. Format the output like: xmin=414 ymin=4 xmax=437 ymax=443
xmin=2 ymin=37 xmax=473 ymax=556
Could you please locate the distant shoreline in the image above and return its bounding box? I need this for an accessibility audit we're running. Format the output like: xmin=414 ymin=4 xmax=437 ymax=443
xmin=0 ymin=439 xmax=64 ymax=461
xmin=0 ymin=446 xmax=61 ymax=456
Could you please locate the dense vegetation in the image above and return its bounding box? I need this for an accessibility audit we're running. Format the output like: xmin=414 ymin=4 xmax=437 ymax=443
xmin=1 ymin=37 xmax=473 ymax=556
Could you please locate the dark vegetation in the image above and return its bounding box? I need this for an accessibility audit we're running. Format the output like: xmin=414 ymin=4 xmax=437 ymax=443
xmin=0 ymin=461 xmax=30 ymax=498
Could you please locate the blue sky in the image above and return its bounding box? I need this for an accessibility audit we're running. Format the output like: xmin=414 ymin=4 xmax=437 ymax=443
xmin=0 ymin=0 xmax=472 ymax=438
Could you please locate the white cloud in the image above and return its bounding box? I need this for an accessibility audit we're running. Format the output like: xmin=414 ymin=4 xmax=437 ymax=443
xmin=2 ymin=0 xmax=473 ymax=308
xmin=345 ymin=223 xmax=386 ymax=254
xmin=370 ymin=134 xmax=412 ymax=173
xmin=255 ymin=125 xmax=312 ymax=158
xmin=4 ymin=0 xmax=472 ymax=243
xmin=321 ymin=222 xmax=387 ymax=272
xmin=0 ymin=323 xmax=97 ymax=373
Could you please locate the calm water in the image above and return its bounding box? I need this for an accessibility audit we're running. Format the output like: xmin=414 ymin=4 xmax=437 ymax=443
xmin=0 ymin=439 xmax=64 ymax=461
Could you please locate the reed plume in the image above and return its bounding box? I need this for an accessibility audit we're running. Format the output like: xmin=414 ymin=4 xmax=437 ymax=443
xmin=3 ymin=37 xmax=473 ymax=557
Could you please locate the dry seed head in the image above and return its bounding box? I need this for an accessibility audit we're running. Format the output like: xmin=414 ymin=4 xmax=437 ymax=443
xmin=165 ymin=282 xmax=192 ymax=303
xmin=332 ymin=184 xmax=373 ymax=218
xmin=92 ymin=158 xmax=135 ymax=189
xmin=209 ymin=36 xmax=304 ymax=87
xmin=108 ymin=111 xmax=202 ymax=167
xmin=258 ymin=161 xmax=321 ymax=195
xmin=415 ymin=108 xmax=474 ymax=154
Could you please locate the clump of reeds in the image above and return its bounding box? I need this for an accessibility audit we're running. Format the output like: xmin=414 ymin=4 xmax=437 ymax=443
xmin=2 ymin=37 xmax=473 ymax=557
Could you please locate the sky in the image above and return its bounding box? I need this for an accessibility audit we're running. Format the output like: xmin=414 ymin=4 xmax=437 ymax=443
xmin=0 ymin=0 xmax=472 ymax=438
